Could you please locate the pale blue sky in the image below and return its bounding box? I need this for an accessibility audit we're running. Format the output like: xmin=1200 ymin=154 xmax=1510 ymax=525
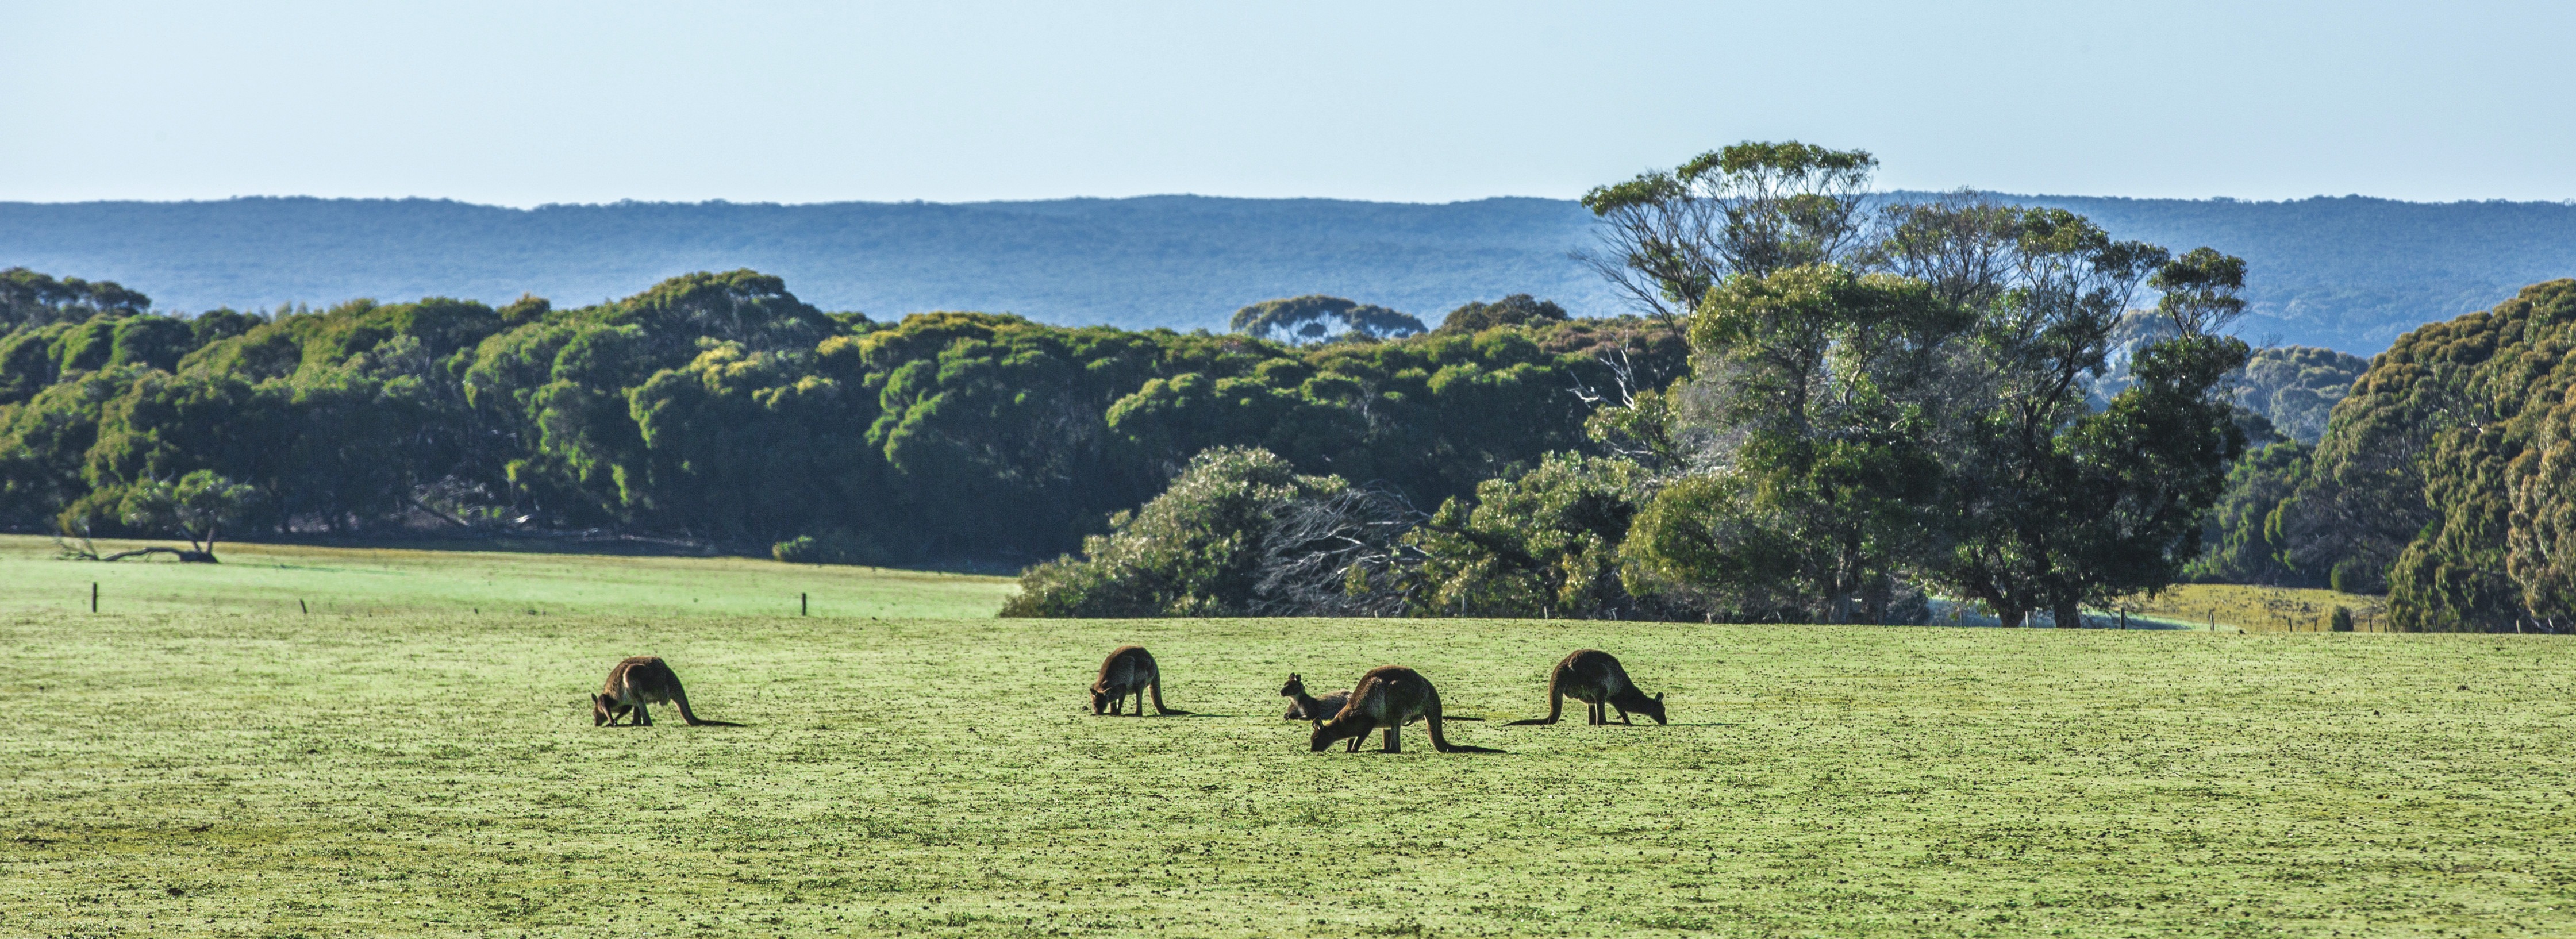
xmin=6 ymin=1 xmax=2571 ymax=206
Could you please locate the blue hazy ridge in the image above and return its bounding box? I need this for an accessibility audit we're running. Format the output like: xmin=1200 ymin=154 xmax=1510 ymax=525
xmin=4 ymin=193 xmax=2571 ymax=352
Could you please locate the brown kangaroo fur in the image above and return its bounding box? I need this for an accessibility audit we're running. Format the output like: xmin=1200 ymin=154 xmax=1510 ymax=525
xmin=1283 ymin=672 xmax=1478 ymax=726
xmin=1309 ymin=666 xmax=1501 ymax=753
xmin=592 ymin=656 xmax=739 ymax=726
xmin=1279 ymin=673 xmax=1351 ymax=726
xmin=1503 ymin=649 xmax=1667 ymax=726
xmin=1091 ymin=645 xmax=1188 ymax=715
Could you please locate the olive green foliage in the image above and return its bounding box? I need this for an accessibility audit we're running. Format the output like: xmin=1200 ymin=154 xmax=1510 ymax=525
xmin=1601 ymin=156 xmax=2252 ymax=628
xmin=1628 ymin=265 xmax=1956 ymax=624
xmin=1433 ymin=293 xmax=1568 ymax=334
xmin=2234 ymin=345 xmax=2369 ymax=444
xmin=0 ymin=267 xmax=1681 ymax=562
xmin=2185 ymin=441 xmax=2316 ymax=586
xmin=1002 ymin=447 xmax=1345 ymax=617
xmin=10 ymin=560 xmax=2576 ymax=937
xmin=1401 ymin=452 xmax=1651 ymax=619
xmin=0 ymin=265 xmax=149 ymax=332
xmin=60 ymin=470 xmax=259 ymax=557
xmin=1226 ymin=294 xmax=1424 ymax=344
xmin=1578 ymin=141 xmax=1879 ymax=321
xmin=2282 ymin=280 xmax=2576 ymax=631
xmin=0 ymin=270 xmax=205 ymax=406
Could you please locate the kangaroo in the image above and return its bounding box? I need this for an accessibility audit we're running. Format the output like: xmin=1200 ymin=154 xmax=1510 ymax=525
xmin=1091 ymin=645 xmax=1188 ymax=715
xmin=1504 ymin=649 xmax=1667 ymax=726
xmin=1279 ymin=673 xmax=1350 ymax=726
xmin=592 ymin=656 xmax=739 ymax=726
xmin=1309 ymin=666 xmax=1501 ymax=753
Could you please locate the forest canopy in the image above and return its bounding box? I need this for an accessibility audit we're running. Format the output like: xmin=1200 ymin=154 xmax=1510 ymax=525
xmin=0 ymin=265 xmax=1683 ymax=565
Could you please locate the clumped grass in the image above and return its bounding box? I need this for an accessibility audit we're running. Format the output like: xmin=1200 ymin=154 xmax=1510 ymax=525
xmin=5 ymin=545 xmax=2574 ymax=936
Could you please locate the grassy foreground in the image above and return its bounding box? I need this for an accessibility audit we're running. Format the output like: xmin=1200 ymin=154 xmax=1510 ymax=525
xmin=5 ymin=552 xmax=2575 ymax=937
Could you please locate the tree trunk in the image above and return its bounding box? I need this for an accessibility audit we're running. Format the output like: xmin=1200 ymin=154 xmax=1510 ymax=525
xmin=98 ymin=546 xmax=218 ymax=563
xmin=2054 ymin=597 xmax=2084 ymax=630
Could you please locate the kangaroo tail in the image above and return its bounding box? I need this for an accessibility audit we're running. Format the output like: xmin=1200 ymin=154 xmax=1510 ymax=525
xmin=1149 ymin=679 xmax=1190 ymax=715
xmin=1504 ymin=669 xmax=1567 ymax=725
xmin=668 ymin=677 xmax=743 ymax=727
xmin=1425 ymin=698 xmax=1503 ymax=753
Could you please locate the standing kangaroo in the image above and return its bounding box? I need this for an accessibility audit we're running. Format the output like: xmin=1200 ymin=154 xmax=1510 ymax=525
xmin=1091 ymin=645 xmax=1189 ymax=715
xmin=1309 ymin=666 xmax=1501 ymax=753
xmin=1504 ymin=649 xmax=1667 ymax=726
xmin=1279 ymin=673 xmax=1349 ymax=726
xmin=592 ymin=656 xmax=739 ymax=726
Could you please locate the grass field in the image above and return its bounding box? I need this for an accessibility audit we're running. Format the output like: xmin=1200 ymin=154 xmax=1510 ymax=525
xmin=2133 ymin=584 xmax=2393 ymax=633
xmin=6 ymin=543 xmax=2575 ymax=937
xmin=0 ymin=534 xmax=1017 ymax=621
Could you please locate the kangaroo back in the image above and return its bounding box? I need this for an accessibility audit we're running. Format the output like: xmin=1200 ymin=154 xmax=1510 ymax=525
xmin=1310 ymin=666 xmax=1498 ymax=753
xmin=1504 ymin=649 xmax=1603 ymax=725
xmin=593 ymin=656 xmax=739 ymax=727
xmin=1505 ymin=649 xmax=1662 ymax=726
xmin=1093 ymin=645 xmax=1187 ymax=715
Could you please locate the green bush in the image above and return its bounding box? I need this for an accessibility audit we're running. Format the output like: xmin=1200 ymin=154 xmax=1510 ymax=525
xmin=2330 ymin=557 xmax=2382 ymax=595
xmin=771 ymin=529 xmax=887 ymax=566
xmin=1001 ymin=447 xmax=1346 ymax=618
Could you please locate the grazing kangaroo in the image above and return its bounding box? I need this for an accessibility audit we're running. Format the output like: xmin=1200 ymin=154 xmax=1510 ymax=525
xmin=1279 ymin=673 xmax=1349 ymax=726
xmin=1504 ymin=649 xmax=1667 ymax=726
xmin=1309 ymin=666 xmax=1501 ymax=753
xmin=592 ymin=656 xmax=739 ymax=726
xmin=1091 ymin=645 xmax=1189 ymax=715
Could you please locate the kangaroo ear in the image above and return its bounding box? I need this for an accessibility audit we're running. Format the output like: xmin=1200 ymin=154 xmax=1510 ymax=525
xmin=1655 ymin=692 xmax=1665 ymax=702
xmin=1289 ymin=673 xmax=1301 ymax=681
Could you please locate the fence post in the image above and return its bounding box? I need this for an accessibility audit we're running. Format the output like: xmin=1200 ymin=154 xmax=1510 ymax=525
xmin=801 ymin=592 xmax=809 ymax=617
xmin=91 ymin=582 xmax=98 ymax=613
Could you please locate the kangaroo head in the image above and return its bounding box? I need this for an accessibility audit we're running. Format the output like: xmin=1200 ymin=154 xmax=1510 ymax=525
xmin=1640 ymin=691 xmax=1668 ymax=725
xmin=1308 ymin=719 xmax=1344 ymax=752
xmin=591 ymin=694 xmax=614 ymax=726
xmin=1090 ymin=687 xmax=1113 ymax=714
xmin=1279 ymin=674 xmax=1305 ymax=697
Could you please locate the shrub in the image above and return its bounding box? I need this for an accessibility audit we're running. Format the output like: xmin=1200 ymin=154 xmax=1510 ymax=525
xmin=772 ymin=529 xmax=887 ymax=566
xmin=1001 ymin=447 xmax=1346 ymax=617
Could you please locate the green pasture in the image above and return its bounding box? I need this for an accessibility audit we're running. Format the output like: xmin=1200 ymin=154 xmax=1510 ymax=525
xmin=5 ymin=545 xmax=2575 ymax=937
xmin=0 ymin=534 xmax=1016 ymax=620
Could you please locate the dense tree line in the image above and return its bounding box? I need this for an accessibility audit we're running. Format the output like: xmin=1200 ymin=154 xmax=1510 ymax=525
xmin=1018 ymin=145 xmax=2266 ymax=626
xmin=0 ymin=265 xmax=1683 ymax=564
xmin=1017 ymin=145 xmax=2573 ymax=631
xmin=2191 ymin=280 xmax=2576 ymax=630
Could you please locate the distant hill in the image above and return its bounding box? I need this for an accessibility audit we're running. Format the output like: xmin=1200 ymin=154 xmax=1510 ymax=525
xmin=4 ymin=193 xmax=2571 ymax=351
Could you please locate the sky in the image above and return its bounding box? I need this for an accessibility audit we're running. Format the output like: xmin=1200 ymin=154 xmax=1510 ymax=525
xmin=6 ymin=1 xmax=2573 ymax=207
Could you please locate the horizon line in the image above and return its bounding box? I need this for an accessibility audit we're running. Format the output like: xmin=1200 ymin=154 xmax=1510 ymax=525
xmin=7 ymin=191 xmax=2575 ymax=211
